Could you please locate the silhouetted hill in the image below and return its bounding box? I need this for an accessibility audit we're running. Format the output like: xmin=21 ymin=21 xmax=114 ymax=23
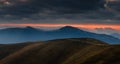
xmin=0 ymin=38 xmax=119 ymax=64
xmin=0 ymin=26 xmax=42 ymax=34
xmin=59 ymin=26 xmax=81 ymax=31
xmin=0 ymin=26 xmax=120 ymax=44
xmin=0 ymin=26 xmax=45 ymax=43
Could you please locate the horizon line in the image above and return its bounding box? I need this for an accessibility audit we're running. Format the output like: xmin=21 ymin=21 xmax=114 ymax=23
xmin=0 ymin=23 xmax=120 ymax=30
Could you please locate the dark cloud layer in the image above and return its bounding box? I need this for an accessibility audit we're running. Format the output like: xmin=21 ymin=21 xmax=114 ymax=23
xmin=0 ymin=0 xmax=105 ymax=16
xmin=0 ymin=0 xmax=120 ymax=24
xmin=108 ymin=0 xmax=120 ymax=11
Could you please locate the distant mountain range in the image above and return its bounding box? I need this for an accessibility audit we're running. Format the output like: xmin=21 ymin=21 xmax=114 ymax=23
xmin=0 ymin=26 xmax=120 ymax=44
xmin=0 ymin=38 xmax=120 ymax=64
xmin=111 ymin=33 xmax=120 ymax=39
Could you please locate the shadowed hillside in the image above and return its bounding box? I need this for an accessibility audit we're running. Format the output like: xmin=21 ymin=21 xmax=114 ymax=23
xmin=81 ymin=45 xmax=120 ymax=64
xmin=0 ymin=38 xmax=119 ymax=64
xmin=0 ymin=42 xmax=34 ymax=60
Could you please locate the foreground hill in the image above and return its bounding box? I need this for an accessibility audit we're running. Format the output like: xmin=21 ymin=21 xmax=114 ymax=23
xmin=0 ymin=26 xmax=120 ymax=44
xmin=0 ymin=42 xmax=35 ymax=60
xmin=0 ymin=38 xmax=119 ymax=64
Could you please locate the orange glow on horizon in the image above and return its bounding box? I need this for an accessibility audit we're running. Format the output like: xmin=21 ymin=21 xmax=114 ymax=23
xmin=0 ymin=23 xmax=120 ymax=30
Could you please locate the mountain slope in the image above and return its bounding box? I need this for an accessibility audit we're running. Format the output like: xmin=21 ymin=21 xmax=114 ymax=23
xmin=0 ymin=38 xmax=119 ymax=64
xmin=0 ymin=26 xmax=120 ymax=44
xmin=81 ymin=45 xmax=120 ymax=64
xmin=0 ymin=26 xmax=45 ymax=43
xmin=111 ymin=33 xmax=120 ymax=39
xmin=0 ymin=42 xmax=35 ymax=60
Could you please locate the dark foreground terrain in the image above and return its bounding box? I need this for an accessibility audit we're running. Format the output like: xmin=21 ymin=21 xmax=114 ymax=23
xmin=0 ymin=38 xmax=120 ymax=64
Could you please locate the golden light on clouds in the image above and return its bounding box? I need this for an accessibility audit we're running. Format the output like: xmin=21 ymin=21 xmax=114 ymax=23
xmin=0 ymin=24 xmax=120 ymax=30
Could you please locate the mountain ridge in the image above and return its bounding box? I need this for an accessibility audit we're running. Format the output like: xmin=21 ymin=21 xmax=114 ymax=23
xmin=0 ymin=26 xmax=119 ymax=44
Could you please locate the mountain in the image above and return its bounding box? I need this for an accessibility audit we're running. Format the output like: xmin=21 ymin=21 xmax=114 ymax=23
xmin=111 ymin=33 xmax=120 ymax=39
xmin=0 ymin=26 xmax=45 ymax=43
xmin=0 ymin=26 xmax=120 ymax=44
xmin=0 ymin=38 xmax=119 ymax=64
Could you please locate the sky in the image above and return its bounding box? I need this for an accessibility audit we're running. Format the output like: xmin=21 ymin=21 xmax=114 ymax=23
xmin=0 ymin=0 xmax=120 ymax=33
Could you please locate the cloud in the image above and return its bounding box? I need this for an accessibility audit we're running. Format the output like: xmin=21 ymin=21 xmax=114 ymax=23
xmin=0 ymin=0 xmax=105 ymax=16
xmin=0 ymin=0 xmax=120 ymax=25
xmin=95 ymin=28 xmax=120 ymax=34
xmin=107 ymin=0 xmax=120 ymax=11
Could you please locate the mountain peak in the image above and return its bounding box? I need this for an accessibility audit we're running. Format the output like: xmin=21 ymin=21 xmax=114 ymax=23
xmin=24 ymin=26 xmax=39 ymax=31
xmin=58 ymin=26 xmax=85 ymax=32
xmin=60 ymin=26 xmax=80 ymax=30
xmin=25 ymin=26 xmax=35 ymax=29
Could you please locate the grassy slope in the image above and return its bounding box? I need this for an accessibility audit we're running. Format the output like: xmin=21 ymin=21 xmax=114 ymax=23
xmin=0 ymin=38 xmax=119 ymax=64
xmin=0 ymin=42 xmax=36 ymax=60
xmin=81 ymin=45 xmax=120 ymax=64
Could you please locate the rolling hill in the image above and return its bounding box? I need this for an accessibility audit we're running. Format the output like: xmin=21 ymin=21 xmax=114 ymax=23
xmin=0 ymin=42 xmax=35 ymax=60
xmin=0 ymin=38 xmax=119 ymax=64
xmin=0 ymin=26 xmax=120 ymax=44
